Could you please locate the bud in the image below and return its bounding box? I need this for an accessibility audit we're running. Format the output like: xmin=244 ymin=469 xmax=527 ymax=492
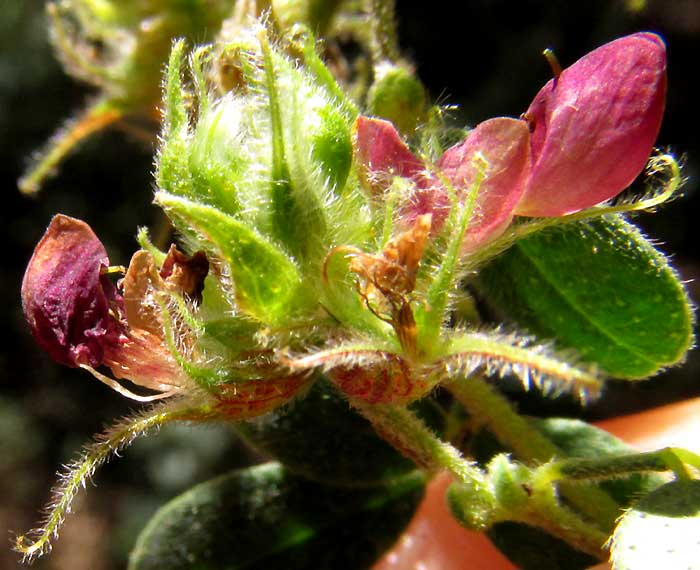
xmin=515 ymin=33 xmax=667 ymax=217
xmin=367 ymin=62 xmax=427 ymax=136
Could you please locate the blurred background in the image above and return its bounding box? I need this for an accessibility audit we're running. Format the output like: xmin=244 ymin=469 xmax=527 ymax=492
xmin=1 ymin=1 xmax=698 ymax=568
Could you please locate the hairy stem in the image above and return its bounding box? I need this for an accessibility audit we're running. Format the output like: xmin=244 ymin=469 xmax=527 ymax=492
xmin=15 ymin=401 xmax=214 ymax=561
xmin=367 ymin=0 xmax=400 ymax=63
xmin=540 ymin=446 xmax=700 ymax=484
xmin=448 ymin=375 xmax=622 ymax=531
xmin=19 ymin=99 xmax=122 ymax=194
xmin=352 ymin=399 xmax=497 ymax=528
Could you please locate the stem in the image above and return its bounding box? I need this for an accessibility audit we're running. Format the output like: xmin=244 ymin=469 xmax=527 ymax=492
xmin=541 ymin=447 xmax=700 ymax=484
xmin=18 ymin=100 xmax=122 ymax=194
xmin=15 ymin=401 xmax=214 ymax=561
xmin=354 ymin=399 xmax=609 ymax=557
xmin=448 ymin=376 xmax=621 ymax=530
xmin=522 ymin=482 xmax=609 ymax=558
xmin=367 ymin=0 xmax=400 ymax=63
xmin=352 ymin=400 xmax=497 ymax=528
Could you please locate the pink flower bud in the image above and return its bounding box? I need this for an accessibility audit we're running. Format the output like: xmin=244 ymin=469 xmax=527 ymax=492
xmin=515 ymin=32 xmax=667 ymax=217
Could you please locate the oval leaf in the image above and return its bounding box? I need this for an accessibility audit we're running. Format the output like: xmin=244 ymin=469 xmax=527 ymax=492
xmin=611 ymin=480 xmax=700 ymax=570
xmin=128 ymin=462 xmax=424 ymax=570
xmin=476 ymin=216 xmax=693 ymax=378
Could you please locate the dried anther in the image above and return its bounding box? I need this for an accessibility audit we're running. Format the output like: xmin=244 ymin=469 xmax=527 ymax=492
xmin=348 ymin=214 xmax=431 ymax=354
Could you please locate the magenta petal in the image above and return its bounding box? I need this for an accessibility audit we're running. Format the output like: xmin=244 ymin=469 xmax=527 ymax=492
xmin=516 ymin=32 xmax=667 ymax=217
xmin=353 ymin=116 xmax=425 ymax=193
xmin=21 ymin=215 xmax=120 ymax=367
xmin=437 ymin=117 xmax=531 ymax=251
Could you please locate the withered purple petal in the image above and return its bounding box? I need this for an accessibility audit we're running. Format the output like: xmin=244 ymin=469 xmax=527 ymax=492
xmin=21 ymin=214 xmax=121 ymax=367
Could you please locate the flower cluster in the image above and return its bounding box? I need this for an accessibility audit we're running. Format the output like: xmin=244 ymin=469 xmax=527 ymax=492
xmin=17 ymin=26 xmax=687 ymax=564
xmin=21 ymin=32 xmax=668 ymax=408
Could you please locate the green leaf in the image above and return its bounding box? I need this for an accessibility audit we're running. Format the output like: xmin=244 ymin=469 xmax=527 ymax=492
xmin=476 ymin=216 xmax=694 ymax=378
xmin=157 ymin=193 xmax=311 ymax=324
xmin=611 ymin=480 xmax=700 ymax=570
xmin=237 ymin=380 xmax=435 ymax=485
xmin=487 ymin=522 xmax=598 ymax=570
xmin=128 ymin=462 xmax=425 ymax=570
xmin=535 ymin=418 xmax=664 ymax=506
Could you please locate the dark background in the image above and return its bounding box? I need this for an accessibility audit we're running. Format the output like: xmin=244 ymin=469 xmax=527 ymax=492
xmin=1 ymin=1 xmax=698 ymax=568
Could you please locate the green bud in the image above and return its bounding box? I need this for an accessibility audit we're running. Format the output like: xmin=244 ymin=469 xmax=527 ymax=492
xmin=367 ymin=62 xmax=427 ymax=136
xmin=156 ymin=30 xmax=372 ymax=324
xmin=488 ymin=454 xmax=531 ymax=512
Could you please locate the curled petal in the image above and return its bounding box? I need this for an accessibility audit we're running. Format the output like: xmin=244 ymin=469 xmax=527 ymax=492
xmin=436 ymin=117 xmax=531 ymax=250
xmin=21 ymin=214 xmax=121 ymax=367
xmin=102 ymin=329 xmax=185 ymax=393
xmin=353 ymin=116 xmax=425 ymax=194
xmin=122 ymin=250 xmax=165 ymax=335
xmin=517 ymin=32 xmax=667 ymax=217
xmin=159 ymin=245 xmax=209 ymax=302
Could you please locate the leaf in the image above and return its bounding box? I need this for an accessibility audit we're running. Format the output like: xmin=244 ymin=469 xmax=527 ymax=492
xmin=535 ymin=418 xmax=664 ymax=505
xmin=487 ymin=522 xmax=598 ymax=570
xmin=476 ymin=216 xmax=693 ymax=378
xmin=157 ymin=193 xmax=311 ymax=325
xmin=128 ymin=462 xmax=425 ymax=570
xmin=237 ymin=380 xmax=438 ymax=485
xmin=611 ymin=480 xmax=700 ymax=570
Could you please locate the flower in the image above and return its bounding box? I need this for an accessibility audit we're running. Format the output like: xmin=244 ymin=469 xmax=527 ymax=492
xmin=354 ymin=116 xmax=531 ymax=252
xmin=354 ymin=32 xmax=667 ymax=242
xmin=516 ymin=32 xmax=667 ymax=217
xmin=21 ymin=214 xmax=121 ymax=368
xmin=21 ymin=215 xmax=208 ymax=399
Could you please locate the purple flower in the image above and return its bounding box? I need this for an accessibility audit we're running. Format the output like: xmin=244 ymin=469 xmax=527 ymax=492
xmin=354 ymin=115 xmax=531 ymax=251
xmin=516 ymin=32 xmax=667 ymax=217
